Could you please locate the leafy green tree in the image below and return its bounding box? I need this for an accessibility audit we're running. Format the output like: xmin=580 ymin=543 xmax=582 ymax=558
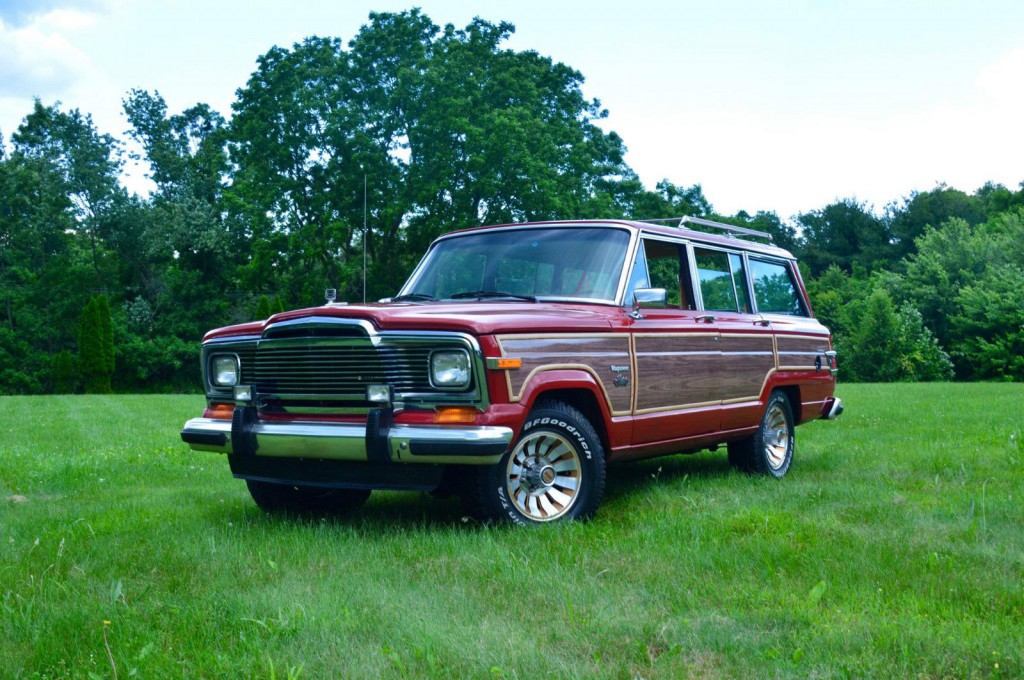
xmin=889 ymin=185 xmax=985 ymax=258
xmin=842 ymin=288 xmax=951 ymax=382
xmin=950 ymin=266 xmax=1024 ymax=380
xmin=889 ymin=218 xmax=991 ymax=349
xmin=254 ymin=295 xmax=272 ymax=320
xmin=51 ymin=350 xmax=78 ymax=393
xmin=78 ymin=295 xmax=114 ymax=393
xmin=892 ymin=304 xmax=954 ymax=381
xmin=124 ymin=90 xmax=228 ymax=203
xmin=227 ymin=10 xmax=636 ymax=302
xmin=844 ymin=288 xmax=901 ymax=381
xmin=12 ymin=101 xmax=124 ymax=284
xmin=797 ymin=199 xmax=895 ymax=275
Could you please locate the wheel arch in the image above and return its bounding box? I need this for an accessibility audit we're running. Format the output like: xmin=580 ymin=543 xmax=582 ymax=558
xmin=518 ymin=371 xmax=613 ymax=455
xmin=773 ymin=384 xmax=801 ymax=422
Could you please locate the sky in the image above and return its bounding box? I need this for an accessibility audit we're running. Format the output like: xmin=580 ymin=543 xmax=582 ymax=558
xmin=1 ymin=0 xmax=1022 ymax=218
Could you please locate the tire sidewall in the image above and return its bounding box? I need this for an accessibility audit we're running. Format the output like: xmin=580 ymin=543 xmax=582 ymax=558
xmin=758 ymin=393 xmax=795 ymax=478
xmin=487 ymin=408 xmax=604 ymax=525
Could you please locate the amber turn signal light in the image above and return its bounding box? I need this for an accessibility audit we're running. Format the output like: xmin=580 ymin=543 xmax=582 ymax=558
xmin=206 ymin=402 xmax=235 ymax=420
xmin=486 ymin=357 xmax=522 ymax=370
xmin=434 ymin=406 xmax=479 ymax=424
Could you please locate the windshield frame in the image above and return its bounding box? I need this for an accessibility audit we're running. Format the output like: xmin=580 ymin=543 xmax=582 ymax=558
xmin=397 ymin=223 xmax=640 ymax=306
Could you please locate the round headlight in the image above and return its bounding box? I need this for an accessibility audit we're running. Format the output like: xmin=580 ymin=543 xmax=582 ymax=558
xmin=211 ymin=355 xmax=239 ymax=386
xmin=430 ymin=350 xmax=471 ymax=388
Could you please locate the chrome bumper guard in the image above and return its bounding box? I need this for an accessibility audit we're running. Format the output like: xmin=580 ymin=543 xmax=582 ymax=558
xmin=823 ymin=397 xmax=844 ymax=420
xmin=180 ymin=409 xmax=513 ymax=465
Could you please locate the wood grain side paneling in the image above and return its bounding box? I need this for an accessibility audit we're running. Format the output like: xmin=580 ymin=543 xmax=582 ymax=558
xmin=719 ymin=334 xmax=776 ymax=401
xmin=497 ymin=335 xmax=633 ymax=415
xmin=776 ymin=334 xmax=830 ymax=369
xmin=634 ymin=333 xmax=719 ymax=413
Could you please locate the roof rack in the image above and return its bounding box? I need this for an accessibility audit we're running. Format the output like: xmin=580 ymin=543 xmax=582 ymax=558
xmin=634 ymin=216 xmax=773 ymax=242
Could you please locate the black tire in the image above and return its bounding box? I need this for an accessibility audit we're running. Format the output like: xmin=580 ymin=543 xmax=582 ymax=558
xmin=245 ymin=479 xmax=371 ymax=515
xmin=726 ymin=390 xmax=795 ymax=478
xmin=463 ymin=400 xmax=606 ymax=525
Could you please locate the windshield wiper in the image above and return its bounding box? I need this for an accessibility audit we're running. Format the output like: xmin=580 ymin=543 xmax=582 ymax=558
xmin=390 ymin=293 xmax=435 ymax=302
xmin=449 ymin=290 xmax=537 ymax=302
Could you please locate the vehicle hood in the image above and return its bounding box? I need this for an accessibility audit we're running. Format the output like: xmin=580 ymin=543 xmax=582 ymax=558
xmin=203 ymin=302 xmax=620 ymax=342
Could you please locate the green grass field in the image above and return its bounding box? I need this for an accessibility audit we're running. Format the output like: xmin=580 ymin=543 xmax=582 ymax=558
xmin=1 ymin=385 xmax=1022 ymax=679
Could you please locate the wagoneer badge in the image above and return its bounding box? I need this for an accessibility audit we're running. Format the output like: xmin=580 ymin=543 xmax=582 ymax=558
xmin=610 ymin=364 xmax=630 ymax=387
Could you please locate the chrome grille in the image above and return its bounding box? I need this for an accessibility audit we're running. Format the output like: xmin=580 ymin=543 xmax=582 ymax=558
xmin=247 ymin=342 xmax=436 ymax=398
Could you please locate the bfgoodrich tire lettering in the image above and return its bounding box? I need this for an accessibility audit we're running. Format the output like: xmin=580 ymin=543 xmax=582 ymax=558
xmin=465 ymin=400 xmax=606 ymax=524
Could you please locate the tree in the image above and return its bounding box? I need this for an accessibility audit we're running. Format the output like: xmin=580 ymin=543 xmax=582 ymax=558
xmin=254 ymin=295 xmax=272 ymax=320
xmin=950 ymin=267 xmax=1024 ymax=380
xmin=12 ymin=101 xmax=124 ymax=284
xmin=124 ymin=90 xmax=228 ymax=204
xmin=889 ymin=185 xmax=985 ymax=259
xmin=227 ymin=10 xmax=635 ymax=302
xmin=51 ymin=350 xmax=78 ymax=393
xmin=78 ymin=295 xmax=114 ymax=393
xmin=842 ymin=288 xmax=952 ymax=382
xmin=797 ymin=199 xmax=895 ymax=275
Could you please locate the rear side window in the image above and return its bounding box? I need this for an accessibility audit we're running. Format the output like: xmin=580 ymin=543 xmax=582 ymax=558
xmin=695 ymin=247 xmax=753 ymax=312
xmin=749 ymin=258 xmax=806 ymax=316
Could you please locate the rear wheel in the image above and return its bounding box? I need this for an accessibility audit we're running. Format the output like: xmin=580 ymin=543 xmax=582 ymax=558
xmin=464 ymin=400 xmax=606 ymax=524
xmin=727 ymin=391 xmax=795 ymax=478
xmin=245 ymin=480 xmax=371 ymax=515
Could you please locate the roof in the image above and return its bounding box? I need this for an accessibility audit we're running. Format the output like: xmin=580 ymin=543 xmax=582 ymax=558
xmin=435 ymin=219 xmax=796 ymax=260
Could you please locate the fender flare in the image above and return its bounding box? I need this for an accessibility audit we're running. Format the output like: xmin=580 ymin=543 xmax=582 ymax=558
xmin=516 ymin=368 xmax=617 ymax=425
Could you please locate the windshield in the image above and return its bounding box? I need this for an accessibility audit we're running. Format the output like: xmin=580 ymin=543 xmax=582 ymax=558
xmin=400 ymin=227 xmax=632 ymax=302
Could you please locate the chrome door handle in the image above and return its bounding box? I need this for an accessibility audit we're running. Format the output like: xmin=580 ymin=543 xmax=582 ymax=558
xmin=696 ymin=314 xmax=716 ymax=323
xmin=753 ymin=317 xmax=770 ymax=327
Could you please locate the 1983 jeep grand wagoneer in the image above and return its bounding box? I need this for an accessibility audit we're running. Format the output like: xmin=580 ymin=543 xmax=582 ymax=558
xmin=181 ymin=217 xmax=842 ymax=524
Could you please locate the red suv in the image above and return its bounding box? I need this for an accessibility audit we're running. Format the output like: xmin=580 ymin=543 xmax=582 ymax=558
xmin=182 ymin=218 xmax=842 ymax=524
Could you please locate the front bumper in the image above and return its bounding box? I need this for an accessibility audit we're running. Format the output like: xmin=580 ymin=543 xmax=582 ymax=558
xmin=180 ymin=408 xmax=513 ymax=465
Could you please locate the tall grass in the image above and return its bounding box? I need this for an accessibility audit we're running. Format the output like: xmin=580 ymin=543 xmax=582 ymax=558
xmin=1 ymin=385 xmax=1021 ymax=678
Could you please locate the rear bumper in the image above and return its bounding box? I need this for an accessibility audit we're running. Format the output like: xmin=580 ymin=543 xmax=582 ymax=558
xmin=180 ymin=408 xmax=513 ymax=465
xmin=822 ymin=397 xmax=844 ymax=420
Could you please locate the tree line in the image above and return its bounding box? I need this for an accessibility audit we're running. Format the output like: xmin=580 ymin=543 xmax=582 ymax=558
xmin=1 ymin=9 xmax=1022 ymax=394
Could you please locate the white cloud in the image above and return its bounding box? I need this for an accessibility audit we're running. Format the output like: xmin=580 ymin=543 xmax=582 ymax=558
xmin=0 ymin=3 xmax=124 ymax=149
xmin=0 ymin=15 xmax=93 ymax=97
xmin=0 ymin=0 xmax=103 ymax=26
xmin=615 ymin=46 xmax=1024 ymax=218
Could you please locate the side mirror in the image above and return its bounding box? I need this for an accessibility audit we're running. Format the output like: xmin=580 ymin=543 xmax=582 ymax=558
xmin=631 ymin=288 xmax=666 ymax=318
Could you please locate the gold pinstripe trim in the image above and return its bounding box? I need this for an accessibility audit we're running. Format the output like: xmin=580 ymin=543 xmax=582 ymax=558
xmin=634 ymin=399 xmax=720 ymax=415
xmin=629 ymin=332 xmax=639 ymax=415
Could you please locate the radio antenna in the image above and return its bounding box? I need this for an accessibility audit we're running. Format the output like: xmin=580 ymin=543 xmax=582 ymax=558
xmin=362 ymin=174 xmax=367 ymax=303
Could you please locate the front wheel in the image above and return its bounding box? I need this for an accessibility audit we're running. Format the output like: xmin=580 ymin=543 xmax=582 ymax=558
xmin=246 ymin=480 xmax=371 ymax=515
xmin=727 ymin=391 xmax=795 ymax=478
xmin=464 ymin=400 xmax=606 ymax=524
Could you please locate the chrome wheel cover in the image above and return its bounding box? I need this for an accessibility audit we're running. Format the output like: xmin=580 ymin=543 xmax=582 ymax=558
xmin=505 ymin=431 xmax=582 ymax=522
xmin=763 ymin=403 xmax=792 ymax=470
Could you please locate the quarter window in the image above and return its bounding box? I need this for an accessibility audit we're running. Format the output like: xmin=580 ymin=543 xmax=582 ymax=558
xmin=749 ymin=258 xmax=806 ymax=315
xmin=729 ymin=253 xmax=753 ymax=314
xmin=695 ymin=248 xmax=742 ymax=312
